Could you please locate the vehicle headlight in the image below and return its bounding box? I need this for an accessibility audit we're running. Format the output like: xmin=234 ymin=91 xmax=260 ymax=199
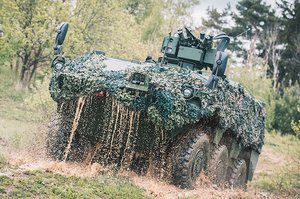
xmin=182 ymin=87 xmax=194 ymax=99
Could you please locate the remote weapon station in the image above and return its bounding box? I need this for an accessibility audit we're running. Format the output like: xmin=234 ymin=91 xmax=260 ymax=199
xmin=48 ymin=22 xmax=265 ymax=188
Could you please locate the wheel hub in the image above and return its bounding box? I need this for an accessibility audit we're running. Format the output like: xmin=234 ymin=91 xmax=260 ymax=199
xmin=191 ymin=149 xmax=205 ymax=179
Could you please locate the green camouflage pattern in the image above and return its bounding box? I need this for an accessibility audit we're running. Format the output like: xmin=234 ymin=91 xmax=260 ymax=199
xmin=49 ymin=52 xmax=266 ymax=152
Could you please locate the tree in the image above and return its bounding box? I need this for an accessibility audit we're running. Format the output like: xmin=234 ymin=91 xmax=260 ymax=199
xmin=201 ymin=4 xmax=247 ymax=58
xmin=201 ymin=5 xmax=235 ymax=34
xmin=126 ymin=0 xmax=153 ymax=23
xmin=0 ymin=0 xmax=67 ymax=87
xmin=259 ymin=15 xmax=284 ymax=91
xmin=271 ymin=86 xmax=300 ymax=134
xmin=163 ymin=0 xmax=200 ymax=31
xmin=0 ymin=0 xmax=161 ymax=86
xmin=277 ymin=0 xmax=300 ymax=88
xmin=67 ymin=0 xmax=149 ymax=59
xmin=233 ymin=0 xmax=274 ymax=66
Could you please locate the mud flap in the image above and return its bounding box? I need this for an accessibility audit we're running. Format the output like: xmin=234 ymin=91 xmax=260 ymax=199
xmin=248 ymin=150 xmax=260 ymax=181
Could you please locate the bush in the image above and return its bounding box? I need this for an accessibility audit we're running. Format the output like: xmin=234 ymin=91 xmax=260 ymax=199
xmin=270 ymin=86 xmax=300 ymax=134
xmin=291 ymin=107 xmax=300 ymax=137
xmin=23 ymin=77 xmax=55 ymax=120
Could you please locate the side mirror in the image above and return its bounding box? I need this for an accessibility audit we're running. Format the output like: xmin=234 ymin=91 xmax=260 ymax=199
xmin=55 ymin=22 xmax=69 ymax=46
xmin=54 ymin=22 xmax=69 ymax=55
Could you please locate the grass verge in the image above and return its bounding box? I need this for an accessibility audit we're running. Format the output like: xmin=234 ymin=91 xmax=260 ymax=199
xmin=0 ymin=169 xmax=150 ymax=199
xmin=249 ymin=133 xmax=300 ymax=198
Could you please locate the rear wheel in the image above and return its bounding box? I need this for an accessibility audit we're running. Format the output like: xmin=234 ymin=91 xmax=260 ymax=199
xmin=172 ymin=133 xmax=210 ymax=189
xmin=208 ymin=145 xmax=229 ymax=184
xmin=228 ymin=159 xmax=247 ymax=188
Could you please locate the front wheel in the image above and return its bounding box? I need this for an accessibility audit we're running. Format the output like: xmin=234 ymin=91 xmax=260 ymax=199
xmin=47 ymin=113 xmax=84 ymax=161
xmin=47 ymin=114 xmax=70 ymax=160
xmin=172 ymin=133 xmax=210 ymax=189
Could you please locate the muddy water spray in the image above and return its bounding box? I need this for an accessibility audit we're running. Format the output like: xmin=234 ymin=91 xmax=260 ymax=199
xmin=61 ymin=95 xmax=172 ymax=177
xmin=63 ymin=97 xmax=86 ymax=161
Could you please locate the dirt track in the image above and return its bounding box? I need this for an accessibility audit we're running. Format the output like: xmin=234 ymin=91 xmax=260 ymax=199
xmin=1 ymin=148 xmax=285 ymax=199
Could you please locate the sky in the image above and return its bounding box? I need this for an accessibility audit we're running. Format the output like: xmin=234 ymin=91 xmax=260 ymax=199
xmin=192 ymin=0 xmax=294 ymax=26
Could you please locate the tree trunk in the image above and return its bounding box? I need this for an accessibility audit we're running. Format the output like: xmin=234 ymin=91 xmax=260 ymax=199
xmin=28 ymin=62 xmax=38 ymax=85
xmin=19 ymin=49 xmax=32 ymax=87
xmin=247 ymin=30 xmax=259 ymax=67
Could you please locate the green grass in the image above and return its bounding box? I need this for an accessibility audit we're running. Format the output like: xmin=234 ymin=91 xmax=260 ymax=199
xmin=0 ymin=66 xmax=54 ymax=149
xmin=0 ymin=66 xmax=35 ymax=121
xmin=264 ymin=132 xmax=300 ymax=159
xmin=0 ymin=118 xmax=40 ymax=149
xmin=0 ymin=66 xmax=54 ymax=122
xmin=0 ymin=170 xmax=150 ymax=199
xmin=0 ymin=154 xmax=7 ymax=167
xmin=254 ymin=166 xmax=300 ymax=197
xmin=249 ymin=133 xmax=300 ymax=198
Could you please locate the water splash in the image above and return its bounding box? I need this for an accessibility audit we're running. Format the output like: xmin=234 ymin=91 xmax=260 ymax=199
xmin=63 ymin=96 xmax=86 ymax=161
xmin=57 ymin=95 xmax=173 ymax=179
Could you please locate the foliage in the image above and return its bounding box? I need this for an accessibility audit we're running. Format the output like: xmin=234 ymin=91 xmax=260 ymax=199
xmin=202 ymin=0 xmax=299 ymax=90
xmin=64 ymin=0 xmax=144 ymax=59
xmin=269 ymin=86 xmax=300 ymax=134
xmin=202 ymin=1 xmax=300 ymax=135
xmin=23 ymin=78 xmax=55 ymax=115
xmin=0 ymin=0 xmax=208 ymax=88
xmin=291 ymin=107 xmax=300 ymax=137
xmin=0 ymin=0 xmax=67 ymax=87
xmin=126 ymin=0 xmax=153 ymax=23
xmin=0 ymin=0 xmax=298 ymax=137
xmin=277 ymin=0 xmax=300 ymax=88
xmin=163 ymin=0 xmax=200 ymax=30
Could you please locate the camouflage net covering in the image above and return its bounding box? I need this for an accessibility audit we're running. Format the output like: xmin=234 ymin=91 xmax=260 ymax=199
xmin=49 ymin=52 xmax=266 ymax=152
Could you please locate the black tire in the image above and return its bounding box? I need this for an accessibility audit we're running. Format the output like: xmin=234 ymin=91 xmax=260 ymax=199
xmin=228 ymin=159 xmax=247 ymax=188
xmin=47 ymin=114 xmax=85 ymax=161
xmin=208 ymin=145 xmax=229 ymax=185
xmin=172 ymin=133 xmax=210 ymax=189
xmin=47 ymin=114 xmax=70 ymax=160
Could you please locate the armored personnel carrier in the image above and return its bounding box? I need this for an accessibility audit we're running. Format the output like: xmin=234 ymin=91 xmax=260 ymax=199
xmin=48 ymin=22 xmax=265 ymax=188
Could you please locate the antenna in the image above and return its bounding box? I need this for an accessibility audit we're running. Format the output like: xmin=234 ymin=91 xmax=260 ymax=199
xmin=234 ymin=27 xmax=251 ymax=38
